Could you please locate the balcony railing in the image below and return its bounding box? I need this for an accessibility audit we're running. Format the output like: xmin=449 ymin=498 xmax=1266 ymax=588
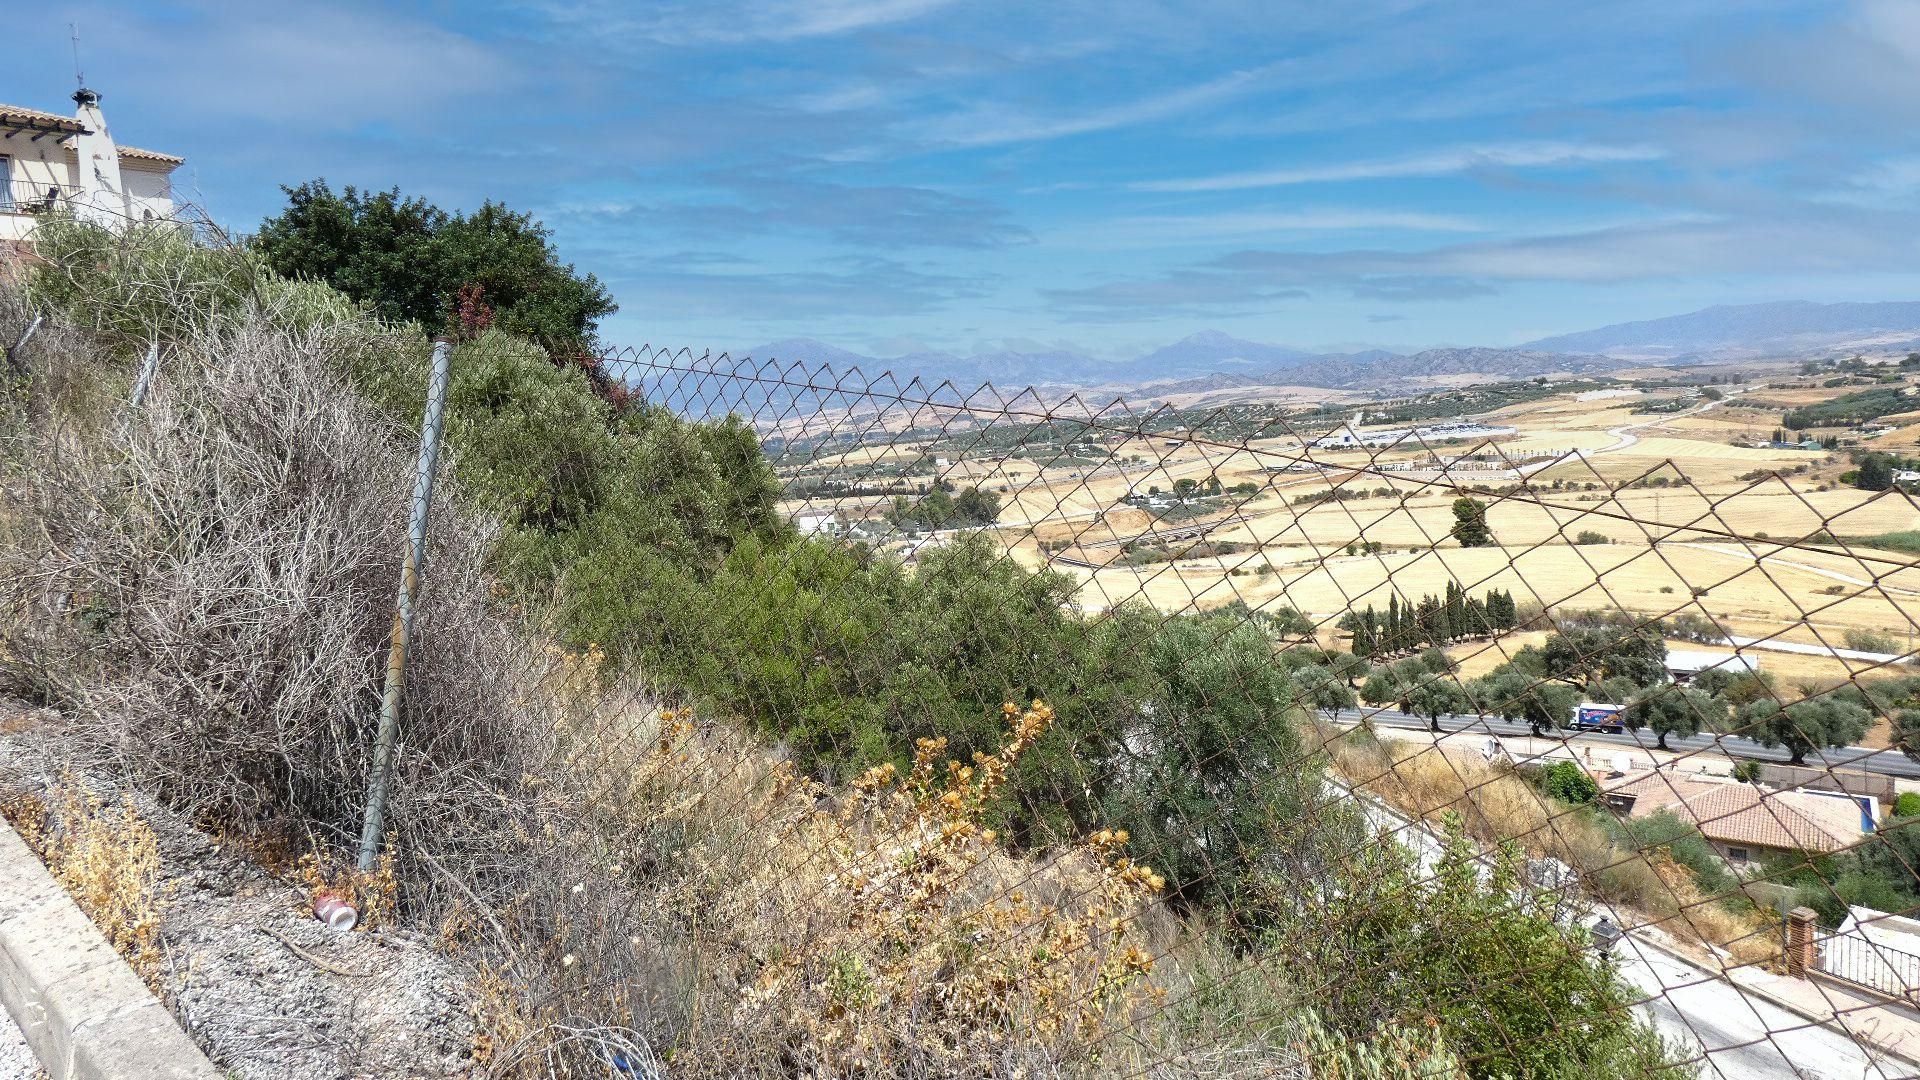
xmin=0 ymin=180 xmax=78 ymax=215
xmin=1818 ymin=929 xmax=1920 ymax=1000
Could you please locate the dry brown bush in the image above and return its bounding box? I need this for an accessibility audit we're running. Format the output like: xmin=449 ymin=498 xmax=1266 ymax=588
xmin=0 ymin=292 xmax=1318 ymax=1077
xmin=0 ymin=778 xmax=165 ymax=987
xmin=0 ymin=290 xmax=567 ymax=918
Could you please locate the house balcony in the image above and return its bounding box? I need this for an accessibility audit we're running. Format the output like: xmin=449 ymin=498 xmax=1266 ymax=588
xmin=0 ymin=181 xmax=79 ymax=242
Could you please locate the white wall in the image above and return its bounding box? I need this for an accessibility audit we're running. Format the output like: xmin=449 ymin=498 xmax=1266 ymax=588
xmin=0 ymin=131 xmax=79 ymax=241
xmin=122 ymin=165 xmax=176 ymax=221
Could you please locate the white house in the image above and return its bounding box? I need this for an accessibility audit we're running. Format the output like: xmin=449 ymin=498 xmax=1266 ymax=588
xmin=1664 ymin=649 xmax=1761 ymax=682
xmin=794 ymin=509 xmax=847 ymax=537
xmin=1 ymin=88 xmax=183 ymax=245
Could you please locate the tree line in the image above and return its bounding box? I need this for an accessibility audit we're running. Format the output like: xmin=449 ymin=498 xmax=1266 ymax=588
xmin=1341 ymin=584 xmax=1520 ymax=657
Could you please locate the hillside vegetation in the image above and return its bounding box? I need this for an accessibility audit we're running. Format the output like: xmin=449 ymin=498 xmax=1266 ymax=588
xmin=0 ymin=217 xmax=1684 ymax=1078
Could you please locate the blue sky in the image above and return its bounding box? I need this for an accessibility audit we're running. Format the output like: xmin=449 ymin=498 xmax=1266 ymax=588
xmin=11 ymin=0 xmax=1920 ymax=357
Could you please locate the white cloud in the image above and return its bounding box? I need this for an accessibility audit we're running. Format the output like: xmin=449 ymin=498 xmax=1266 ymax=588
xmin=1130 ymin=142 xmax=1667 ymax=192
xmin=1062 ymin=208 xmax=1481 ymax=247
xmin=514 ymin=0 xmax=959 ymax=44
xmin=916 ymin=66 xmax=1272 ymax=148
xmin=78 ymin=1 xmax=517 ymax=132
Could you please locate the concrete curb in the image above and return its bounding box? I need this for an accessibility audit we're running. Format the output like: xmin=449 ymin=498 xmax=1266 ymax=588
xmin=0 ymin=819 xmax=220 ymax=1080
xmin=1626 ymin=928 xmax=1920 ymax=1073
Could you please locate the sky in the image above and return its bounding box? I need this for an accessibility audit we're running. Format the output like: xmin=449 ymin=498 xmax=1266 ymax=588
xmin=10 ymin=0 xmax=1920 ymax=358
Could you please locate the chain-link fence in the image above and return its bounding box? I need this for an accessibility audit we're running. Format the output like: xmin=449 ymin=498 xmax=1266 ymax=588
xmin=6 ymin=218 xmax=1920 ymax=1078
xmin=551 ymin=341 xmax=1920 ymax=1077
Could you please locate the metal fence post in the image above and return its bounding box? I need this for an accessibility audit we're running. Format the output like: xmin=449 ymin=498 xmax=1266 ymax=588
xmin=4 ymin=314 xmax=41 ymax=380
xmin=127 ymin=341 xmax=160 ymax=408
xmin=358 ymin=338 xmax=454 ymax=871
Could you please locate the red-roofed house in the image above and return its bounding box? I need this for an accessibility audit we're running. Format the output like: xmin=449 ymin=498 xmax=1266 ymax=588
xmin=1 ymin=88 xmax=182 ymax=244
xmin=1601 ymin=768 xmax=1871 ymax=868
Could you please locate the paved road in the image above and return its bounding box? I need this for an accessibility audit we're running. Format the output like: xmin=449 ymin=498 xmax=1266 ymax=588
xmin=1620 ymin=939 xmax=1918 ymax=1079
xmin=1333 ymin=707 xmax=1920 ymax=780
xmin=1335 ymin=764 xmax=1918 ymax=1079
xmin=1334 ymin=773 xmax=1915 ymax=1078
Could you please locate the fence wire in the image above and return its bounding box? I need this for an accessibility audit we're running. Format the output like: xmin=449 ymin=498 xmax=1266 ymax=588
xmin=7 ymin=234 xmax=1920 ymax=1078
xmin=556 ymin=341 xmax=1920 ymax=1079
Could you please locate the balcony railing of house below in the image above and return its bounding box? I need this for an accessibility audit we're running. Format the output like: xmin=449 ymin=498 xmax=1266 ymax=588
xmin=1818 ymin=930 xmax=1920 ymax=1001
xmin=0 ymin=181 xmax=79 ymax=215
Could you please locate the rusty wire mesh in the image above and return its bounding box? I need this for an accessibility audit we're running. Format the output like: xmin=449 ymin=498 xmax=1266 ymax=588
xmin=7 ymin=228 xmax=1920 ymax=1077
xmin=539 ymin=341 xmax=1920 ymax=1078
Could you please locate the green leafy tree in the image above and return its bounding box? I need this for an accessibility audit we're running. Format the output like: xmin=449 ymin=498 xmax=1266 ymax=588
xmin=255 ymin=181 xmax=616 ymax=352
xmin=1693 ymin=667 xmax=1777 ymax=708
xmin=1893 ymin=709 xmax=1920 ymax=764
xmin=1857 ymin=453 xmax=1895 ymax=492
xmin=1101 ymin=616 xmax=1323 ymax=911
xmin=1540 ymin=627 xmax=1667 ymax=691
xmin=1737 ymin=697 xmax=1874 ymax=765
xmin=1274 ymin=820 xmax=1682 ymax=1078
xmin=1290 ymin=663 xmax=1358 ymax=720
xmin=1472 ymin=668 xmax=1581 ymax=737
xmin=950 ymin=485 xmax=1002 ymax=526
xmin=1406 ymin=677 xmax=1469 ymax=734
xmin=1624 ymin=686 xmax=1729 ymax=751
xmin=1450 ymin=496 xmax=1493 ymax=547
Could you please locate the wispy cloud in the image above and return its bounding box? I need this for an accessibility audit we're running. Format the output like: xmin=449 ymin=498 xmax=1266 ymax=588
xmin=558 ymin=172 xmax=1032 ymax=249
xmin=80 ymin=1 xmax=517 ymax=132
xmin=1131 ymin=142 xmax=1667 ymax=192
xmin=1092 ymin=208 xmax=1482 ymax=243
xmin=513 ymin=0 xmax=960 ymax=43
xmin=1049 ymin=206 xmax=1920 ymax=316
xmin=915 ymin=66 xmax=1273 ymax=148
xmin=587 ymin=252 xmax=986 ymax=320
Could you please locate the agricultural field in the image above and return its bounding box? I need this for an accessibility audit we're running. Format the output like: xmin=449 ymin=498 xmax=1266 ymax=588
xmin=776 ymin=358 xmax=1920 ymax=684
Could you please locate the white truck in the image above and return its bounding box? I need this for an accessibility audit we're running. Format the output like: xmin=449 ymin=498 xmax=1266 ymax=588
xmin=1572 ymin=701 xmax=1627 ymax=735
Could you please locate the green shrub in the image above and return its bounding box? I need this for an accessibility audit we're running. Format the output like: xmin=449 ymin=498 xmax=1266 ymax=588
xmin=1273 ymin=821 xmax=1683 ymax=1078
xmin=1896 ymin=792 xmax=1920 ymax=819
xmin=1607 ymin=810 xmax=1736 ymax=897
xmin=1540 ymin=760 xmax=1598 ymax=804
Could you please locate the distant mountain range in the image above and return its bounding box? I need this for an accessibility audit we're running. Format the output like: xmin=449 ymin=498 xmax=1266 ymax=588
xmin=1521 ymin=300 xmax=1920 ymax=359
xmin=742 ymin=300 xmax=1920 ymax=395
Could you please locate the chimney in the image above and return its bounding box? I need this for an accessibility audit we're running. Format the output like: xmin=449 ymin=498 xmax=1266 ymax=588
xmin=70 ymin=86 xmax=127 ymax=225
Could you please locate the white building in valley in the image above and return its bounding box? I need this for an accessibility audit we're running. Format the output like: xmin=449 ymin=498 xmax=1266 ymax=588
xmin=1 ymin=88 xmax=183 ymax=244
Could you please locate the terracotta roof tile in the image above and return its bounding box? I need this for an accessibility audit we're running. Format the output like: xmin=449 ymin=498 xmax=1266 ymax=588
xmin=114 ymin=145 xmax=184 ymax=167
xmin=1603 ymin=769 xmax=1864 ymax=853
xmin=0 ymin=104 xmax=85 ymax=133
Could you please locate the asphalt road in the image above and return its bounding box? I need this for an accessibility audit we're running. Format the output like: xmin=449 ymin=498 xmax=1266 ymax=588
xmin=1333 ymin=707 xmax=1920 ymax=780
xmin=1619 ymin=940 xmax=1919 ymax=1080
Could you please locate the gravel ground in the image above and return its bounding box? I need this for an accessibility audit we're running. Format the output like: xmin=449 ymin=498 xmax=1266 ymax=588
xmin=0 ymin=703 xmax=477 ymax=1080
xmin=0 ymin=1011 xmax=40 ymax=1080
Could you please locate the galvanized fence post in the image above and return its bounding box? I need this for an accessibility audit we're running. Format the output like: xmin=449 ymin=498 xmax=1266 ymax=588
xmin=358 ymin=338 xmax=454 ymax=871
xmin=127 ymin=341 xmax=160 ymax=408
xmin=3 ymin=314 xmax=41 ymax=381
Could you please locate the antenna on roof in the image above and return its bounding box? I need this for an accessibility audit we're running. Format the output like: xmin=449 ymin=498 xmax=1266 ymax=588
xmin=69 ymin=24 xmax=100 ymax=109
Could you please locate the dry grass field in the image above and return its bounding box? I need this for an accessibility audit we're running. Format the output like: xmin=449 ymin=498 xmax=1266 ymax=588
xmin=787 ymin=366 xmax=1920 ymax=681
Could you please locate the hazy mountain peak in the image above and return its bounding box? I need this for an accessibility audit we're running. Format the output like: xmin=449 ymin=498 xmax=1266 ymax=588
xmin=1524 ymin=299 xmax=1920 ymax=358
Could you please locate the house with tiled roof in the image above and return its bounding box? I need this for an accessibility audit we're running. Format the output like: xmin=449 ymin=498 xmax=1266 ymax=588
xmin=1601 ymin=768 xmax=1872 ymax=868
xmin=1 ymin=88 xmax=182 ymax=244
